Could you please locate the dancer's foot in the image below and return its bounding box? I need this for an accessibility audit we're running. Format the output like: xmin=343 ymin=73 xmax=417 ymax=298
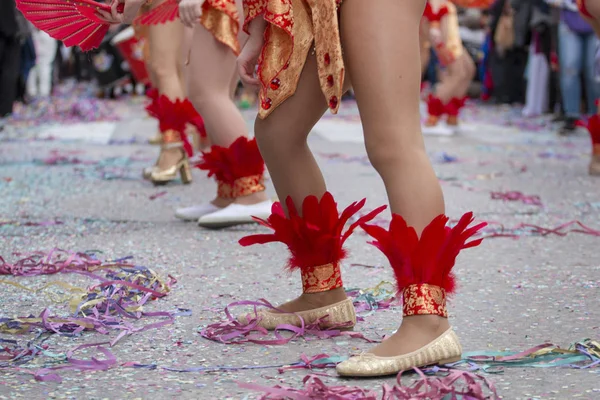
xmin=272 ymin=287 xmax=348 ymax=313
xmin=156 ymin=147 xmax=185 ymax=170
xmin=336 ymin=323 xmax=461 ymax=377
xmin=197 ymin=197 xmax=273 ymax=229
xmin=238 ymin=288 xmax=355 ymax=330
xmin=369 ymin=315 xmax=450 ymax=357
xmin=150 ymin=147 xmax=192 ymax=185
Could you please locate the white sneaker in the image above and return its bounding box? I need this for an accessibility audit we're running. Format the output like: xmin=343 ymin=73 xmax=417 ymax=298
xmin=422 ymin=123 xmax=456 ymax=136
xmin=197 ymin=200 xmax=273 ymax=229
xmin=175 ymin=203 xmax=221 ymax=221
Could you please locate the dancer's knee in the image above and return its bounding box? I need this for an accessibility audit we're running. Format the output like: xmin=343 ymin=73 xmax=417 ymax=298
xmin=365 ymin=132 xmax=423 ymax=174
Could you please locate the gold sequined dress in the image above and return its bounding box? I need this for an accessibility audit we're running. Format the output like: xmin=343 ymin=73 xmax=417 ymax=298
xmin=243 ymin=0 xmax=344 ymax=119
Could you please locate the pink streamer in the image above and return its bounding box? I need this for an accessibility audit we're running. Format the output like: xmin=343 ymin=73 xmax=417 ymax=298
xmin=200 ymin=299 xmax=378 ymax=345
xmin=490 ymin=191 xmax=542 ymax=206
xmin=240 ymin=369 xmax=497 ymax=399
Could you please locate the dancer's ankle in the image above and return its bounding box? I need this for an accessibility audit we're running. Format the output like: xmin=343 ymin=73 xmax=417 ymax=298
xmin=276 ymin=287 xmax=348 ymax=313
xmin=233 ymin=191 xmax=269 ymax=205
xmin=157 ymin=147 xmax=185 ymax=170
xmin=402 ymin=314 xmax=449 ymax=333
xmin=211 ymin=197 xmax=234 ymax=208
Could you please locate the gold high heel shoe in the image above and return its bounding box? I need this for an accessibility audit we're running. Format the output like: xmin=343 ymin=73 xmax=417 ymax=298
xmin=237 ymin=298 xmax=356 ymax=330
xmin=150 ymin=156 xmax=192 ymax=185
xmin=149 ymin=130 xmax=193 ymax=185
xmin=336 ymin=327 xmax=462 ymax=377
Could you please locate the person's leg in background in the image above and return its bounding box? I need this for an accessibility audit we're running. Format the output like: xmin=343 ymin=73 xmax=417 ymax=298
xmin=583 ymin=32 xmax=600 ymax=115
xmin=558 ymin=21 xmax=584 ymax=134
xmin=0 ymin=33 xmax=20 ymax=118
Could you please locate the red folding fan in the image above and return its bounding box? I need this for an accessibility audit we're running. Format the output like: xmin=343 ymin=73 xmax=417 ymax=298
xmin=16 ymin=0 xmax=123 ymax=51
xmin=450 ymin=0 xmax=495 ymax=8
xmin=133 ymin=0 xmax=178 ymax=26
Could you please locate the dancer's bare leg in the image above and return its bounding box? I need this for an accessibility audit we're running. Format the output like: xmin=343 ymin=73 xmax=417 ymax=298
xmin=252 ymin=52 xmax=352 ymax=312
xmin=435 ymin=52 xmax=475 ymax=103
xmin=341 ymin=0 xmax=448 ymax=356
xmin=187 ymin=20 xmax=267 ymax=207
xmin=148 ymin=12 xmax=186 ymax=169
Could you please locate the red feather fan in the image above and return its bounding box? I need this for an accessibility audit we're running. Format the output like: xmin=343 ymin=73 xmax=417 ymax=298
xmin=155 ymin=95 xmax=194 ymax=157
xmin=445 ymin=97 xmax=467 ymax=117
xmin=450 ymin=0 xmax=495 ymax=9
xmin=239 ymin=193 xmax=387 ymax=271
xmin=16 ymin=0 xmax=123 ymax=51
xmin=361 ymin=212 xmax=486 ymax=295
xmin=133 ymin=0 xmax=179 ymax=26
xmin=196 ymin=137 xmax=264 ymax=184
xmin=587 ymin=114 xmax=600 ymax=145
xmin=426 ymin=94 xmax=446 ymax=117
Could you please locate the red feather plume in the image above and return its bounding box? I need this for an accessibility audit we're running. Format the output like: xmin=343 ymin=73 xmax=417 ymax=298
xmin=445 ymin=97 xmax=467 ymax=117
xmin=145 ymin=90 xmax=160 ymax=119
xmin=155 ymin=95 xmax=193 ymax=157
xmin=16 ymin=0 xmax=123 ymax=51
xmin=196 ymin=137 xmax=264 ymax=183
xmin=180 ymin=99 xmax=208 ymax=139
xmin=361 ymin=212 xmax=486 ymax=295
xmin=427 ymin=94 xmax=446 ymax=117
xmin=587 ymin=114 xmax=600 ymax=145
xmin=239 ymin=192 xmax=387 ymax=271
xmin=133 ymin=0 xmax=179 ymax=26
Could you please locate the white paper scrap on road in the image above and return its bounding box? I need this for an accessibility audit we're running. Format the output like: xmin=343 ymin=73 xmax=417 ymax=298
xmin=38 ymin=122 xmax=116 ymax=145
xmin=312 ymin=119 xmax=365 ymax=143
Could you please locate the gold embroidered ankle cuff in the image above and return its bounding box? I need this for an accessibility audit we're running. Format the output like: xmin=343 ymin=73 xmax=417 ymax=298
xmin=402 ymin=284 xmax=448 ymax=318
xmin=217 ymin=175 xmax=265 ymax=198
xmin=301 ymin=263 xmax=343 ymax=294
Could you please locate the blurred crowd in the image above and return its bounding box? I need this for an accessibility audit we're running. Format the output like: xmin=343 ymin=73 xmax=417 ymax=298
xmin=425 ymin=0 xmax=600 ymax=134
xmin=2 ymin=0 xmax=599 ymax=136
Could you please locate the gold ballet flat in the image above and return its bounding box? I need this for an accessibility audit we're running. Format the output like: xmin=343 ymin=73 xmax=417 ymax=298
xmin=148 ymin=132 xmax=163 ymax=145
xmin=237 ymin=298 xmax=356 ymax=331
xmin=336 ymin=327 xmax=462 ymax=377
xmin=150 ymin=157 xmax=192 ymax=185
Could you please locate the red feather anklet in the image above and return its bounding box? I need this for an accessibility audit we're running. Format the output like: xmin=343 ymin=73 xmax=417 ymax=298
xmin=239 ymin=192 xmax=386 ymax=294
xmin=196 ymin=137 xmax=266 ymax=199
xmin=586 ymin=115 xmax=600 ymax=153
xmin=154 ymin=95 xmax=194 ymax=157
xmin=362 ymin=212 xmax=486 ymax=317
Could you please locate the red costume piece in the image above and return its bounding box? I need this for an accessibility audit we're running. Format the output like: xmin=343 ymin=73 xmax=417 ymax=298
xmin=134 ymin=0 xmax=179 ymax=26
xmin=449 ymin=0 xmax=495 ymax=8
xmin=445 ymin=96 xmax=467 ymax=125
xmin=587 ymin=114 xmax=600 ymax=148
xmin=577 ymin=0 xmax=593 ymax=18
xmin=239 ymin=193 xmax=386 ymax=293
xmin=425 ymin=94 xmax=446 ymax=126
xmin=155 ymin=95 xmax=194 ymax=157
xmin=423 ymin=2 xmax=449 ymax=24
xmin=361 ymin=212 xmax=486 ymax=317
xmin=196 ymin=137 xmax=266 ymax=198
xmin=181 ymin=99 xmax=208 ymax=139
xmin=145 ymin=89 xmax=160 ymax=119
xmin=16 ymin=0 xmax=123 ymax=51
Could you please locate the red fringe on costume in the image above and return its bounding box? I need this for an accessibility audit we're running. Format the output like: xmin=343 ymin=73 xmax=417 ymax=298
xmin=361 ymin=212 xmax=486 ymax=295
xmin=239 ymin=192 xmax=386 ymax=271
